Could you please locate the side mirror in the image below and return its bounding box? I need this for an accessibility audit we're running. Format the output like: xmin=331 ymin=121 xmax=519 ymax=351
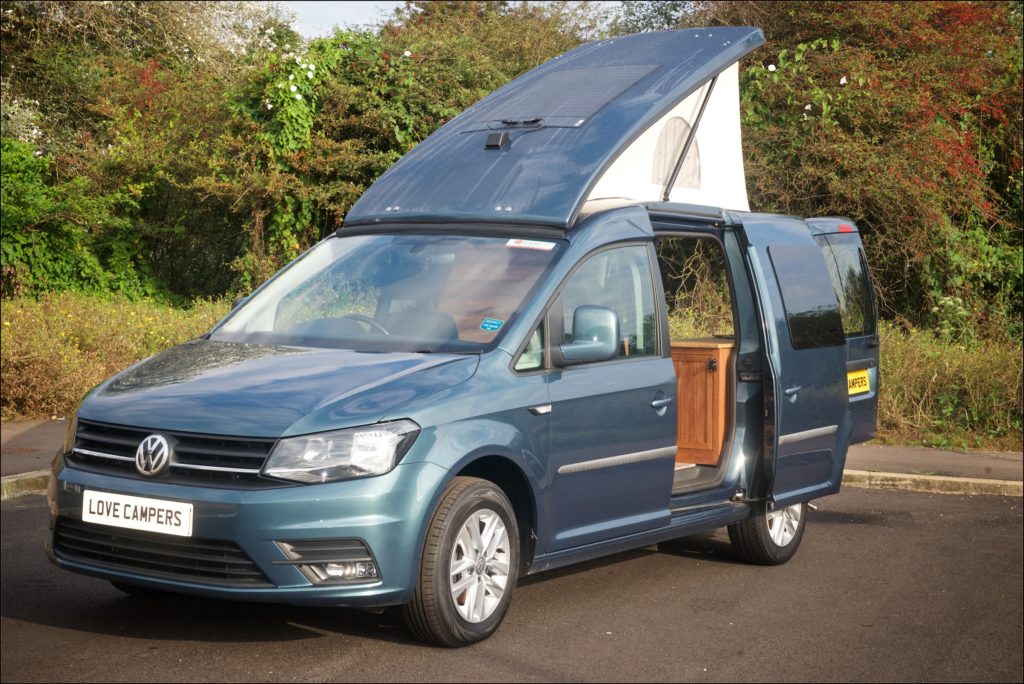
xmin=557 ymin=305 xmax=619 ymax=366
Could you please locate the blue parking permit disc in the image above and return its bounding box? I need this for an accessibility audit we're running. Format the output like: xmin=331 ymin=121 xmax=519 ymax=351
xmin=480 ymin=318 xmax=504 ymax=332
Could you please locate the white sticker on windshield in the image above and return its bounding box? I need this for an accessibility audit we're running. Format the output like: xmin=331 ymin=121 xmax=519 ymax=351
xmin=506 ymin=239 xmax=555 ymax=251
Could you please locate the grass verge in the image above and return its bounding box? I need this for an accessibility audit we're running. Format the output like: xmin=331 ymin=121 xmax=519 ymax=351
xmin=1 ymin=293 xmax=230 ymax=420
xmin=876 ymin=322 xmax=1022 ymax=451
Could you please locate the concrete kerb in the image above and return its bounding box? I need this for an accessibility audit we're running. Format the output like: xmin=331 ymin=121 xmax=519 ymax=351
xmin=843 ymin=469 xmax=1023 ymax=497
xmin=2 ymin=468 xmax=1021 ymax=502
xmin=2 ymin=470 xmax=50 ymax=501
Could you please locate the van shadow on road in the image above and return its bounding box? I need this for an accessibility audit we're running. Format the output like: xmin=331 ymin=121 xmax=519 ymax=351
xmin=0 ymin=496 xmax=418 ymax=647
xmin=3 ymin=495 xmax=751 ymax=648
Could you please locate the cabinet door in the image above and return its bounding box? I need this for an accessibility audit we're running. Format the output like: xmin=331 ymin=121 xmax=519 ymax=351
xmin=673 ymin=347 xmax=726 ymax=465
xmin=675 ymin=350 xmax=713 ymax=461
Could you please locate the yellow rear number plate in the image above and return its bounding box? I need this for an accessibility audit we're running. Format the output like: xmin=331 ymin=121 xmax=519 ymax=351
xmin=847 ymin=369 xmax=870 ymax=395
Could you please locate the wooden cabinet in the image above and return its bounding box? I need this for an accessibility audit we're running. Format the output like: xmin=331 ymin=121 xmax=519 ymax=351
xmin=670 ymin=338 xmax=734 ymax=466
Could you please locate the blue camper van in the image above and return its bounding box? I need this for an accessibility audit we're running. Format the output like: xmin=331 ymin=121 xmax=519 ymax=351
xmin=47 ymin=28 xmax=879 ymax=646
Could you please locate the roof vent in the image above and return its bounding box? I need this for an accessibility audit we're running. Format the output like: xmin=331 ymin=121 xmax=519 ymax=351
xmin=485 ymin=132 xmax=510 ymax=150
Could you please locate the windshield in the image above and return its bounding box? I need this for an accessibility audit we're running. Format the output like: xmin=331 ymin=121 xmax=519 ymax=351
xmin=211 ymin=234 xmax=563 ymax=353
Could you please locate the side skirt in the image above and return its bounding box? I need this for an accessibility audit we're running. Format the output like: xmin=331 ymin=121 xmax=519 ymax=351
xmin=527 ymin=500 xmax=750 ymax=575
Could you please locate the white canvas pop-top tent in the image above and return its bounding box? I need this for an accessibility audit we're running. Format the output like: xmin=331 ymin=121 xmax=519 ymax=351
xmin=586 ymin=62 xmax=748 ymax=212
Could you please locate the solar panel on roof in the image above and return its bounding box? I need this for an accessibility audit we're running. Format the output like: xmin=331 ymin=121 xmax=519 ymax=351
xmin=344 ymin=27 xmax=766 ymax=228
xmin=483 ymin=64 xmax=659 ymax=122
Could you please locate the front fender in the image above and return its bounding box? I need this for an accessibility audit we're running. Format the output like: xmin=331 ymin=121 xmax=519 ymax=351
xmin=422 ymin=420 xmax=545 ymax=482
xmin=399 ymin=418 xmax=548 ymax=580
xmin=386 ymin=351 xmax=551 ymax=577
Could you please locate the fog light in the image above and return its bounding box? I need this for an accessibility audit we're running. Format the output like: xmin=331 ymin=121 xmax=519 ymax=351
xmin=274 ymin=538 xmax=382 ymax=585
xmin=321 ymin=561 xmax=379 ymax=581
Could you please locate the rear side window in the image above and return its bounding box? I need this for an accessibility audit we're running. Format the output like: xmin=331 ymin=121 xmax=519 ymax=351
xmin=767 ymin=245 xmax=845 ymax=349
xmin=817 ymin=234 xmax=876 ymax=338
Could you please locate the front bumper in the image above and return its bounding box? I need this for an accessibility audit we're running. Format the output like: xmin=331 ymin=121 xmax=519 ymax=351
xmin=46 ymin=456 xmax=449 ymax=607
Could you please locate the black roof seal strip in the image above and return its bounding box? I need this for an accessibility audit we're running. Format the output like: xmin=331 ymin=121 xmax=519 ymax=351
xmin=643 ymin=202 xmax=731 ymax=227
xmin=336 ymin=221 xmax=567 ymax=240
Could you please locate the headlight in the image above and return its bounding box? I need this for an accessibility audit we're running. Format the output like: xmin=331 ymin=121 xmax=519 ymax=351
xmin=262 ymin=420 xmax=420 ymax=484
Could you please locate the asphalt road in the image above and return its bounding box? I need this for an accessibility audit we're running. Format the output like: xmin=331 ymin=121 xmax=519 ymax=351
xmin=2 ymin=489 xmax=1021 ymax=683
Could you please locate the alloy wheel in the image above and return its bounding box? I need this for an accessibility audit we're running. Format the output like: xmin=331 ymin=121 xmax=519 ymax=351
xmin=449 ymin=508 xmax=510 ymax=623
xmin=766 ymin=503 xmax=802 ymax=547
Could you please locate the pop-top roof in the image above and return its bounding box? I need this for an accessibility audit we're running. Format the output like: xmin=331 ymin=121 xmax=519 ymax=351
xmin=343 ymin=27 xmax=765 ymax=230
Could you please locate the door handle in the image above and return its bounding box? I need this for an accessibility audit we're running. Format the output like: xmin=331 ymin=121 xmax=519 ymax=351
xmin=784 ymin=386 xmax=801 ymax=397
xmin=651 ymin=397 xmax=674 ymax=409
xmin=528 ymin=404 xmax=552 ymax=415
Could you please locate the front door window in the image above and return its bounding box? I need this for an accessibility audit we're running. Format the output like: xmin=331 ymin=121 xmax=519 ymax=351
xmin=559 ymin=246 xmax=658 ymax=360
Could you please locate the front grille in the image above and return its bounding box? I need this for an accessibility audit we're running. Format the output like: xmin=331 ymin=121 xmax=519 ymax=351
xmin=69 ymin=419 xmax=282 ymax=488
xmin=54 ymin=518 xmax=273 ymax=587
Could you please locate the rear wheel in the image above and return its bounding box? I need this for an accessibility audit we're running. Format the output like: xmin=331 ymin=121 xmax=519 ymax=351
xmin=728 ymin=501 xmax=807 ymax=565
xmin=403 ymin=477 xmax=519 ymax=647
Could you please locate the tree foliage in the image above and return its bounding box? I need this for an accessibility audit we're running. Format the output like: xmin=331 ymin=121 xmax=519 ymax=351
xmin=0 ymin=0 xmax=596 ymax=297
xmin=1 ymin=0 xmax=1020 ymax=341
xmin=613 ymin=1 xmax=692 ymax=34
xmin=617 ymin=0 xmax=1023 ymax=339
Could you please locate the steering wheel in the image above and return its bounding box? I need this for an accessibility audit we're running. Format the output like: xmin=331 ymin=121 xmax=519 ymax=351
xmin=338 ymin=313 xmax=390 ymax=336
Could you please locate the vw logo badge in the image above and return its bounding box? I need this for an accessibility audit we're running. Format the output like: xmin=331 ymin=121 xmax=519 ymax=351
xmin=136 ymin=434 xmax=171 ymax=477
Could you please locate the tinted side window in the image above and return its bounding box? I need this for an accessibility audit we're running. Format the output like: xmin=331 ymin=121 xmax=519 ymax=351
xmin=559 ymin=246 xmax=657 ymax=359
xmin=767 ymin=245 xmax=845 ymax=349
xmin=817 ymin=234 xmax=876 ymax=338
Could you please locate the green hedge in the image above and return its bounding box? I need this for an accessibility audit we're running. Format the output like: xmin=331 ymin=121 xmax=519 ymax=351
xmin=1 ymin=293 xmax=229 ymax=419
xmin=876 ymin=322 xmax=1022 ymax=450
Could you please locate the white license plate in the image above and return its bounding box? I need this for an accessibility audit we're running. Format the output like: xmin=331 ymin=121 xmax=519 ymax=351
xmin=82 ymin=490 xmax=194 ymax=537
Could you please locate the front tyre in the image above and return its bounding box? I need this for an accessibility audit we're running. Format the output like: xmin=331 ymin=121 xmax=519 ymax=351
xmin=728 ymin=501 xmax=807 ymax=565
xmin=403 ymin=477 xmax=520 ymax=647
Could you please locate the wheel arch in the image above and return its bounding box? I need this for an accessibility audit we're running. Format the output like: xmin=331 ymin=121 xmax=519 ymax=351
xmin=454 ymin=454 xmax=539 ymax=575
xmin=404 ymin=419 xmax=546 ymax=584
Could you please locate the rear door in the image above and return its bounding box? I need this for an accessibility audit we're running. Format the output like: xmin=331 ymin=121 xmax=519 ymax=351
xmin=813 ymin=225 xmax=880 ymax=443
xmin=741 ymin=217 xmax=848 ymax=506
